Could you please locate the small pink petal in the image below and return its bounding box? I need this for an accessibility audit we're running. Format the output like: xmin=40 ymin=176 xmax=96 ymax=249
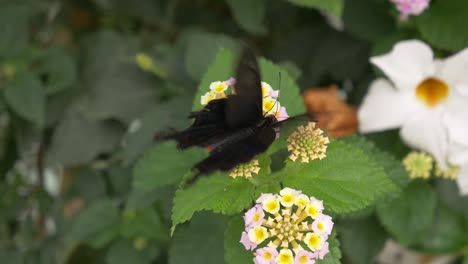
xmin=277 ymin=107 xmax=289 ymax=122
xmin=225 ymin=77 xmax=236 ymax=86
xmin=256 ymin=193 xmax=274 ymax=203
xmin=240 ymin=231 xmax=257 ymax=250
xmin=294 ymin=250 xmax=315 ymax=264
xmin=270 ymin=90 xmax=280 ymax=98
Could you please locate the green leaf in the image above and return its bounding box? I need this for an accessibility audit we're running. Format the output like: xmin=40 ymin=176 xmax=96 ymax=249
xmin=316 ymin=230 xmax=342 ymax=264
xmin=342 ymin=0 xmax=395 ymax=42
xmin=412 ymin=200 xmax=468 ymax=254
xmin=120 ymin=209 xmax=169 ymax=241
xmin=0 ymin=2 xmax=31 ymax=57
xmin=81 ymin=31 xmax=156 ymax=123
xmin=47 ymin=108 xmax=123 ymax=167
xmin=133 ymin=141 xmax=208 ymax=191
xmin=67 ymin=199 xmax=119 ymax=248
xmin=172 ymin=174 xmax=255 ymax=227
xmin=286 ymin=0 xmax=344 ymax=17
xmin=343 ymin=135 xmax=409 ymax=190
xmin=169 ymin=212 xmax=228 ymax=264
xmin=376 ymin=181 xmax=436 ymax=246
xmin=339 ymin=216 xmax=387 ymax=264
xmin=463 ymin=254 xmax=468 ymax=264
xmin=106 ymin=240 xmax=159 ymax=264
xmin=435 ymin=179 xmax=468 ymax=218
xmin=416 ymin=0 xmax=468 ymax=51
xmin=225 ymin=0 xmax=267 ymax=35
xmin=224 ymin=216 xmax=254 ymax=264
xmin=283 ymin=140 xmax=398 ymax=214
xmin=185 ymin=31 xmax=239 ymax=81
xmin=4 ymin=72 xmax=46 ymax=127
xmin=122 ymin=96 xmax=192 ymax=165
xmin=34 ymin=48 xmax=77 ymax=94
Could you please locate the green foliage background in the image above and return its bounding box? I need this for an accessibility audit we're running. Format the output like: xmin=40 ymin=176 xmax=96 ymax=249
xmin=0 ymin=0 xmax=467 ymax=263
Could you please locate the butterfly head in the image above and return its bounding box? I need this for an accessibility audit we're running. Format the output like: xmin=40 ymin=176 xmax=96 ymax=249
xmin=257 ymin=115 xmax=277 ymax=128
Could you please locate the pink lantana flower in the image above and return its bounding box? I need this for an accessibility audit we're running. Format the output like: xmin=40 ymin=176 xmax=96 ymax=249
xmin=294 ymin=250 xmax=316 ymax=264
xmin=240 ymin=231 xmax=257 ymax=250
xmin=244 ymin=204 xmax=265 ymax=228
xmin=254 ymin=247 xmax=278 ymax=264
xmin=311 ymin=214 xmax=334 ymax=237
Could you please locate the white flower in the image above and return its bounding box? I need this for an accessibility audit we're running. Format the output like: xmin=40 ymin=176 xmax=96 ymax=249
xmin=358 ymin=40 xmax=468 ymax=194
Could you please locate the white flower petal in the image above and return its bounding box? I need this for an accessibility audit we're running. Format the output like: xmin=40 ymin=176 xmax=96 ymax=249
xmin=455 ymin=164 xmax=468 ymax=195
xmin=358 ymin=78 xmax=421 ymax=133
xmin=448 ymin=143 xmax=468 ymax=166
xmin=400 ymin=110 xmax=448 ymax=168
xmin=443 ymin=112 xmax=468 ymax=148
xmin=370 ymin=40 xmax=435 ymax=91
xmin=438 ymin=47 xmax=468 ymax=96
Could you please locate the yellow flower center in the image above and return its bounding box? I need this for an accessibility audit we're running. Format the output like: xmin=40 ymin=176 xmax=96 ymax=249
xmin=263 ymin=100 xmax=275 ymax=111
xmin=307 ymin=206 xmax=317 ymax=218
xmin=214 ymin=84 xmax=226 ymax=92
xmin=308 ymin=234 xmax=319 ymax=247
xmin=263 ymin=252 xmax=272 ymax=260
xmin=278 ymin=253 xmax=292 ymax=263
xmin=266 ymin=201 xmax=279 ymax=212
xmin=299 ymin=255 xmax=308 ymax=263
xmin=255 ymin=228 xmax=267 ymax=240
xmin=415 ymin=78 xmax=449 ymax=107
xmin=283 ymin=195 xmax=294 ymax=204
xmin=317 ymin=222 xmax=324 ymax=231
xmin=253 ymin=213 xmax=260 ymax=222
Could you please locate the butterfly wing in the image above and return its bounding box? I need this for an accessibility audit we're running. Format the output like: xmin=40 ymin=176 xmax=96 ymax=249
xmin=192 ymin=125 xmax=276 ymax=176
xmin=225 ymin=48 xmax=264 ymax=129
xmin=154 ymin=99 xmax=228 ymax=149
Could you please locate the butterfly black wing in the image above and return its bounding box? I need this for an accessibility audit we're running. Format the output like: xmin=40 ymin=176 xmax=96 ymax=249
xmin=192 ymin=125 xmax=276 ymax=176
xmin=225 ymin=48 xmax=263 ymax=129
xmin=154 ymin=99 xmax=228 ymax=149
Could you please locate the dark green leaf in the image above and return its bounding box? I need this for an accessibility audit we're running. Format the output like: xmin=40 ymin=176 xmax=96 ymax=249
xmin=225 ymin=0 xmax=267 ymax=35
xmin=121 ymin=96 xmax=192 ymax=165
xmin=376 ymin=181 xmax=436 ymax=246
xmin=106 ymin=239 xmax=159 ymax=264
xmin=34 ymin=48 xmax=77 ymax=94
xmin=185 ymin=31 xmax=239 ymax=81
xmin=435 ymin=179 xmax=468 ymax=218
xmin=224 ymin=216 xmax=254 ymax=264
xmin=286 ymin=0 xmax=344 ymax=17
xmin=169 ymin=212 xmax=228 ymax=264
xmin=120 ymin=209 xmax=169 ymax=241
xmin=339 ymin=216 xmax=387 ymax=264
xmin=67 ymin=199 xmax=119 ymax=248
xmin=417 ymin=0 xmax=468 ymax=51
xmin=4 ymin=72 xmax=46 ymax=127
xmin=343 ymin=0 xmax=395 ymax=42
xmin=132 ymin=141 xmax=208 ymax=191
xmin=412 ymin=200 xmax=468 ymax=254
xmin=47 ymin=109 xmax=123 ymax=167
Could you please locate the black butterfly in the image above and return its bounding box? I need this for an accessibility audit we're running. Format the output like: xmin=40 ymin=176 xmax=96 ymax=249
xmin=156 ymin=48 xmax=309 ymax=183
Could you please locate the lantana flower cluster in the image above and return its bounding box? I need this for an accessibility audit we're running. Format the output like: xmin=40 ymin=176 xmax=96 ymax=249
xmin=201 ymin=78 xmax=289 ymax=121
xmin=403 ymin=151 xmax=459 ymax=180
xmin=241 ymin=188 xmax=333 ymax=264
xmin=287 ymin=123 xmax=329 ymax=163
